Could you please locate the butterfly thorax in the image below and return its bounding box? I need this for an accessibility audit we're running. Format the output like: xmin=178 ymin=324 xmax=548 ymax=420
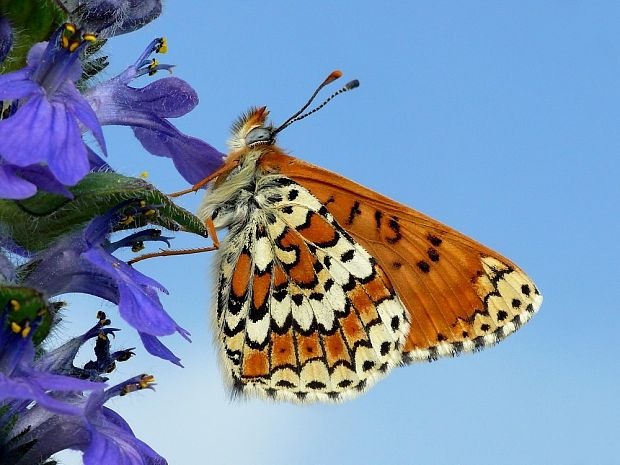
xmin=197 ymin=145 xmax=283 ymax=231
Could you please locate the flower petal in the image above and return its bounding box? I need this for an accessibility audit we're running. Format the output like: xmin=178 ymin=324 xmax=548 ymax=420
xmin=26 ymin=42 xmax=47 ymax=67
xmin=18 ymin=164 xmax=74 ymax=197
xmin=81 ymin=248 xmax=178 ymax=338
xmin=0 ymin=372 xmax=102 ymax=416
xmin=0 ymin=69 xmax=40 ymax=100
xmin=83 ymin=406 xmax=167 ymax=465
xmin=88 ymin=146 xmax=112 ymax=171
xmin=116 ymin=0 xmax=162 ymax=36
xmin=82 ymin=243 xmax=167 ymax=293
xmin=60 ymin=82 xmax=107 ymax=155
xmin=138 ymin=332 xmax=182 ymax=367
xmin=25 ymin=369 xmax=104 ymax=392
xmin=64 ymin=0 xmax=163 ymax=38
xmin=116 ymin=282 xmax=177 ymax=336
xmin=123 ymin=77 xmax=198 ymax=118
xmin=133 ymin=124 xmax=225 ymax=184
xmin=46 ymin=102 xmax=90 ymax=185
xmin=0 ymin=164 xmax=37 ymax=199
xmin=0 ymin=95 xmax=53 ymax=166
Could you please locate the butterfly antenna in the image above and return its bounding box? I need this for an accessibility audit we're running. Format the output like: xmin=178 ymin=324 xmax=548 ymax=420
xmin=273 ymin=71 xmax=359 ymax=135
xmin=280 ymin=79 xmax=359 ymax=130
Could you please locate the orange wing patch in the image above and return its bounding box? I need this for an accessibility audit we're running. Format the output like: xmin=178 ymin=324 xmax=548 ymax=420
xmin=231 ymin=251 xmax=252 ymax=299
xmin=242 ymin=347 xmax=269 ymax=378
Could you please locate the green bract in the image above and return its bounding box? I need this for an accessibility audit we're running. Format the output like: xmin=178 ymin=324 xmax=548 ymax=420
xmin=0 ymin=0 xmax=66 ymax=73
xmin=0 ymin=285 xmax=52 ymax=345
xmin=0 ymin=172 xmax=208 ymax=252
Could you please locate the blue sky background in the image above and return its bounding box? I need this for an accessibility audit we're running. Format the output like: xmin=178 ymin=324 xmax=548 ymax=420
xmin=55 ymin=2 xmax=619 ymax=464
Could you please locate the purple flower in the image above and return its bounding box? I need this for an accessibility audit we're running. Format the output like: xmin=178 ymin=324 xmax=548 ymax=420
xmin=4 ymin=313 xmax=166 ymax=465
xmin=0 ymin=15 xmax=12 ymax=64
xmin=0 ymin=24 xmax=106 ymax=193
xmin=57 ymin=0 xmax=162 ymax=38
xmin=23 ymin=204 xmax=190 ymax=366
xmin=0 ymin=303 xmax=104 ymax=417
xmin=0 ymin=161 xmax=74 ymax=199
xmin=81 ymin=375 xmax=166 ymax=465
xmin=85 ymin=38 xmax=225 ymax=185
xmin=10 ymin=375 xmax=166 ymax=465
xmin=35 ymin=311 xmax=134 ymax=381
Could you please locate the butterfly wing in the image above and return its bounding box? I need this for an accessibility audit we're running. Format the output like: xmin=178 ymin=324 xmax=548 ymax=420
xmin=258 ymin=151 xmax=543 ymax=363
xmin=213 ymin=172 xmax=411 ymax=402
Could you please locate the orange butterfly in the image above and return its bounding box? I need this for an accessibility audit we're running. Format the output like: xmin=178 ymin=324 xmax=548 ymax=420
xmin=166 ymin=71 xmax=542 ymax=402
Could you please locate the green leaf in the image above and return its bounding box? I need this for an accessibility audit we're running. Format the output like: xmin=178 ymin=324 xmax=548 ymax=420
xmin=0 ymin=172 xmax=209 ymax=252
xmin=0 ymin=285 xmax=52 ymax=345
xmin=0 ymin=0 xmax=66 ymax=73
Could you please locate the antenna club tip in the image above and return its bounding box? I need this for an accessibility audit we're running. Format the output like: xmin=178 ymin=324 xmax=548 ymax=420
xmin=346 ymin=79 xmax=360 ymax=90
xmin=324 ymin=70 xmax=343 ymax=85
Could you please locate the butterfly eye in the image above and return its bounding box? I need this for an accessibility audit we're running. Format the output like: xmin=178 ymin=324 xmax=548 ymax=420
xmin=245 ymin=127 xmax=274 ymax=147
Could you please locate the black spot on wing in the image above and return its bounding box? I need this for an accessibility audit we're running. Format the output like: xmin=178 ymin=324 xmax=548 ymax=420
xmin=374 ymin=210 xmax=383 ymax=229
xmin=417 ymin=261 xmax=430 ymax=273
xmin=276 ymin=380 xmax=295 ymax=388
xmin=427 ymin=234 xmax=442 ymax=247
xmin=287 ymin=189 xmax=299 ymax=201
xmin=362 ymin=360 xmax=375 ymax=371
xmin=386 ymin=217 xmax=402 ymax=244
xmin=341 ymin=249 xmax=355 ymax=263
xmin=306 ymin=380 xmax=326 ymax=390
xmin=380 ymin=341 xmax=391 ymax=356
xmin=276 ymin=177 xmax=295 ymax=187
xmin=346 ymin=201 xmax=362 ymax=225
xmin=427 ymin=247 xmax=440 ymax=262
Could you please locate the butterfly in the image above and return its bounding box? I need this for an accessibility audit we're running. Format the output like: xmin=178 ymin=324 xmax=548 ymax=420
xmin=178 ymin=71 xmax=542 ymax=402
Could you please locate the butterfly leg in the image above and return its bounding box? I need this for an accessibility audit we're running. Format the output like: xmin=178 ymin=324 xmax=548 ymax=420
xmin=168 ymin=159 xmax=240 ymax=198
xmin=127 ymin=217 xmax=220 ymax=265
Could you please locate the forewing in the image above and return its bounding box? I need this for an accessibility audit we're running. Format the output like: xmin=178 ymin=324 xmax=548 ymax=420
xmin=214 ymin=176 xmax=410 ymax=402
xmin=259 ymin=151 xmax=543 ymax=363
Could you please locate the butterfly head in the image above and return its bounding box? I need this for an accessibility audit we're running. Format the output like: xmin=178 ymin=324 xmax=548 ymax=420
xmin=227 ymin=71 xmax=360 ymax=153
xmin=228 ymin=106 xmax=275 ymax=151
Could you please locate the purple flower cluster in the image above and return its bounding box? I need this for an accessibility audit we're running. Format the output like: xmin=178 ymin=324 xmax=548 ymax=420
xmin=23 ymin=203 xmax=190 ymax=366
xmin=0 ymin=20 xmax=223 ymax=199
xmin=0 ymin=2 xmax=224 ymax=464
xmin=57 ymin=0 xmax=163 ymax=38
xmin=1 ymin=308 xmax=166 ymax=464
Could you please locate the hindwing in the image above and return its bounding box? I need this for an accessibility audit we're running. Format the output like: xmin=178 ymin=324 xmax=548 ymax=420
xmin=214 ymin=176 xmax=410 ymax=402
